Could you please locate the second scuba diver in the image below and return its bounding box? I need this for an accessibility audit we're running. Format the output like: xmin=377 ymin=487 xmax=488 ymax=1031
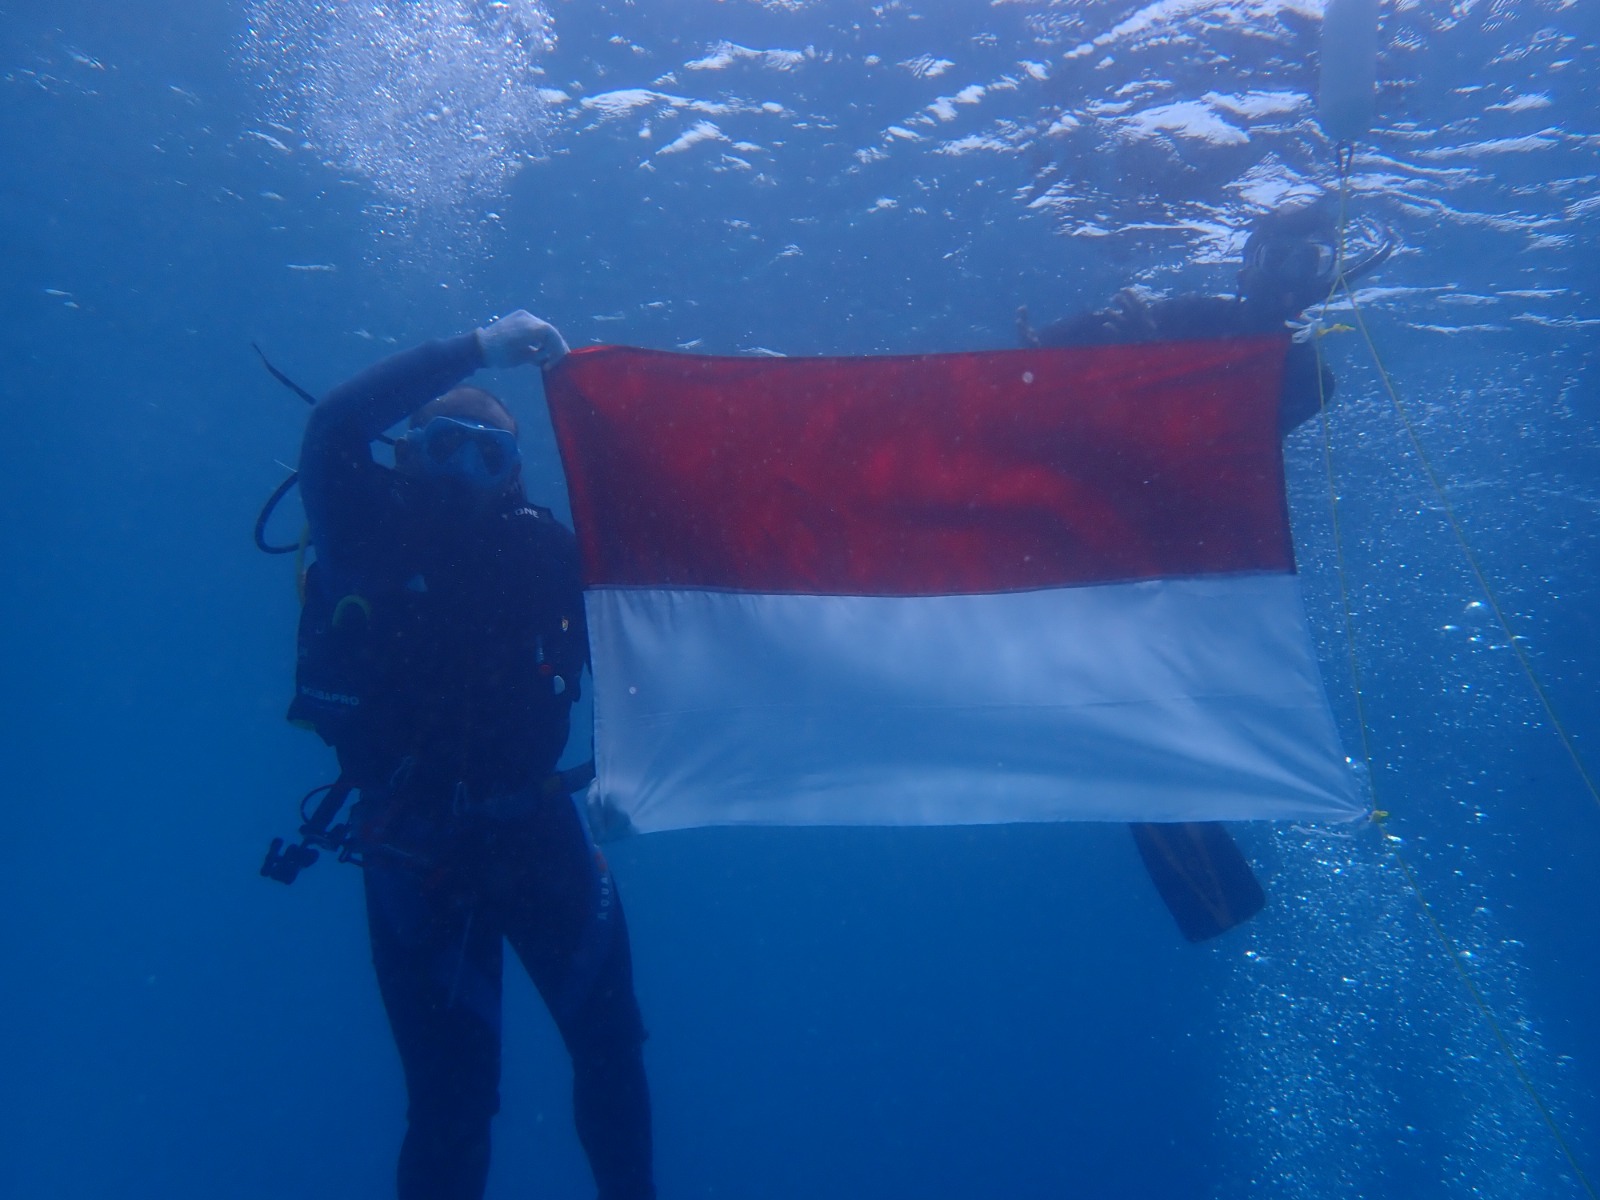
xmin=1017 ymin=193 xmax=1392 ymax=941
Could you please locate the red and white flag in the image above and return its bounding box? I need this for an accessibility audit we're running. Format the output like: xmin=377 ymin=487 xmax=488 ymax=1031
xmin=545 ymin=338 xmax=1362 ymax=833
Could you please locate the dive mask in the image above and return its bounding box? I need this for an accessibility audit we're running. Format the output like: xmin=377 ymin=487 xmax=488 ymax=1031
xmin=399 ymin=415 xmax=520 ymax=490
xmin=1245 ymin=236 xmax=1338 ymax=292
xmin=1243 ymin=228 xmax=1394 ymax=306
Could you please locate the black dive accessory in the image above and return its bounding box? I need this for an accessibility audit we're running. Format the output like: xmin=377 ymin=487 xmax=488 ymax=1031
xmin=250 ymin=343 xmax=394 ymax=556
xmin=261 ymin=777 xmax=358 ymax=884
xmin=260 ymin=762 xmax=599 ymax=885
xmin=1335 ymin=233 xmax=1394 ymax=287
xmin=252 ymin=343 xmax=316 ymax=556
xmin=397 ymin=415 xmax=521 ymax=491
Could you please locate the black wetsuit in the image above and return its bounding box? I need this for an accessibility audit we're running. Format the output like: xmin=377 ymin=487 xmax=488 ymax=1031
xmin=1031 ymin=293 xmax=1333 ymax=434
xmin=298 ymin=334 xmax=653 ymax=1200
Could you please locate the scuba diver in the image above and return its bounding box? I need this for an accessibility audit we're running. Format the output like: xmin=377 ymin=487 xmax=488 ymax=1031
xmin=282 ymin=311 xmax=654 ymax=1200
xmin=1019 ymin=194 xmax=1393 ymax=433
xmin=1017 ymin=195 xmax=1393 ymax=942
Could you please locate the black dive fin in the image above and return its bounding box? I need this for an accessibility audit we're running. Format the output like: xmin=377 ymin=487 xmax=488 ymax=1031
xmin=1128 ymin=821 xmax=1265 ymax=943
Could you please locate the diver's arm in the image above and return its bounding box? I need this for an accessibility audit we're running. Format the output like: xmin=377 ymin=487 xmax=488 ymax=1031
xmin=298 ymin=333 xmax=486 ymax=546
xmin=1031 ymin=310 xmax=1114 ymax=347
xmin=309 ymin=334 xmax=486 ymax=449
xmin=1031 ymin=291 xmax=1199 ymax=347
xmin=300 ymin=308 xmax=568 ymax=481
xmin=299 ymin=312 xmax=569 ymax=568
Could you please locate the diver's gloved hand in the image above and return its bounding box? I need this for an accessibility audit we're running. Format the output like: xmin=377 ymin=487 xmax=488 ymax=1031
xmin=477 ymin=309 xmax=570 ymax=370
xmin=585 ymin=791 xmax=637 ymax=844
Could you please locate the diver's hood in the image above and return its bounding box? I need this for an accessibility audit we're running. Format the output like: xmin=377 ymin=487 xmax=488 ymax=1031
xmin=1240 ymin=222 xmax=1394 ymax=314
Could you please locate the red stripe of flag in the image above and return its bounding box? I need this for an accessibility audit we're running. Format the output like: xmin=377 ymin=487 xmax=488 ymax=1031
xmin=546 ymin=337 xmax=1293 ymax=597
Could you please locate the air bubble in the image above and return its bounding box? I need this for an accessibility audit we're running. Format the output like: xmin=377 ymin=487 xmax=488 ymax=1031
xmin=239 ymin=1 xmax=555 ymax=232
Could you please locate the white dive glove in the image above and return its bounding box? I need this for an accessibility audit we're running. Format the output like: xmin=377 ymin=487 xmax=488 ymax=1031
xmin=476 ymin=309 xmax=570 ymax=369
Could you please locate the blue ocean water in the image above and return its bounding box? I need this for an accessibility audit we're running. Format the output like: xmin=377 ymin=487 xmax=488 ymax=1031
xmin=2 ymin=1 xmax=1597 ymax=1197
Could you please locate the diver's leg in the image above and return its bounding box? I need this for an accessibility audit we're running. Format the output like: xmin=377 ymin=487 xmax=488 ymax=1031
xmin=562 ymin=898 xmax=655 ymax=1200
xmin=494 ymin=795 xmax=655 ymax=1200
xmin=365 ymin=858 xmax=504 ymax=1200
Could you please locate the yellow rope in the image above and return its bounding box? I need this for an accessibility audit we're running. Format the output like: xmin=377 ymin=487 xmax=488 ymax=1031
xmin=1373 ymin=818 xmax=1598 ymax=1199
xmin=1337 ymin=288 xmax=1600 ymax=812
xmin=1308 ymin=149 xmax=1598 ymax=1199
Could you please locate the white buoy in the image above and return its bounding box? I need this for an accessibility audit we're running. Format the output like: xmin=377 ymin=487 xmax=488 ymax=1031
xmin=1318 ymin=0 xmax=1380 ymax=144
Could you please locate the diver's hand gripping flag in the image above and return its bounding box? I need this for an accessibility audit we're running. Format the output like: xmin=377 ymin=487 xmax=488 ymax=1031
xmin=545 ymin=339 xmax=1362 ymax=832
